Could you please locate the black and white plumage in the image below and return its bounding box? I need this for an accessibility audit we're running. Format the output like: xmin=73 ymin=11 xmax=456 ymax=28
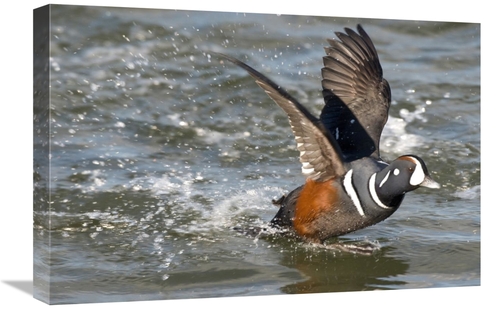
xmin=217 ymin=24 xmax=440 ymax=243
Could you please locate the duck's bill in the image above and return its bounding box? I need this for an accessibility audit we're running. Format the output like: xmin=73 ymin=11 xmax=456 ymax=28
xmin=420 ymin=176 xmax=441 ymax=189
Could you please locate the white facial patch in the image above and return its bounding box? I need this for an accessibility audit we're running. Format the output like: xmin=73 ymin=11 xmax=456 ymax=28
xmin=343 ymin=169 xmax=365 ymax=216
xmin=393 ymin=168 xmax=400 ymax=176
xmin=408 ymin=157 xmax=425 ymax=186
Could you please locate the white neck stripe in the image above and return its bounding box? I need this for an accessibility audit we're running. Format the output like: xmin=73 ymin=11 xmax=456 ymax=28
xmin=343 ymin=169 xmax=365 ymax=217
xmin=369 ymin=173 xmax=390 ymax=209
xmin=379 ymin=169 xmax=390 ymax=188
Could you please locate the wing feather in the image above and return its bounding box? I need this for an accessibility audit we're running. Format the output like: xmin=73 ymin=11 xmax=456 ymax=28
xmin=320 ymin=24 xmax=391 ymax=161
xmin=217 ymin=53 xmax=346 ymax=181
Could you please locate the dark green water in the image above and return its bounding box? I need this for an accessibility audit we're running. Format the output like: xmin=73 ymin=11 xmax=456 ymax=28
xmin=33 ymin=5 xmax=480 ymax=304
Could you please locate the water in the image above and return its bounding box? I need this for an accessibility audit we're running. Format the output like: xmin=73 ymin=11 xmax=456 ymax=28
xmin=33 ymin=5 xmax=480 ymax=304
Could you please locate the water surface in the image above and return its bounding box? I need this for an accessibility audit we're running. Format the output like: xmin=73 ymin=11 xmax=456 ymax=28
xmin=33 ymin=5 xmax=480 ymax=304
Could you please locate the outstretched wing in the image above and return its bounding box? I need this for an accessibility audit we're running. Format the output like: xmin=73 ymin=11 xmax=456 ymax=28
xmin=320 ymin=24 xmax=391 ymax=161
xmin=217 ymin=53 xmax=346 ymax=181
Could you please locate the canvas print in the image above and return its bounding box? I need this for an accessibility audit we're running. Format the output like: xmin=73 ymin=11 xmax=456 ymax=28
xmin=33 ymin=4 xmax=480 ymax=305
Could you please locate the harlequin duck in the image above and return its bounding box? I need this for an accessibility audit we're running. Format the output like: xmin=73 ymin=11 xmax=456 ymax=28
xmin=217 ymin=24 xmax=440 ymax=243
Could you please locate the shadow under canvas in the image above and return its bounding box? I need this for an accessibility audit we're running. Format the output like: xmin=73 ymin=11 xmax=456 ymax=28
xmin=2 ymin=280 xmax=33 ymax=296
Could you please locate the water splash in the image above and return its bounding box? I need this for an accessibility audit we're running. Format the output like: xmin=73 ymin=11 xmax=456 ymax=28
xmin=452 ymin=185 xmax=480 ymax=200
xmin=381 ymin=105 xmax=428 ymax=155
